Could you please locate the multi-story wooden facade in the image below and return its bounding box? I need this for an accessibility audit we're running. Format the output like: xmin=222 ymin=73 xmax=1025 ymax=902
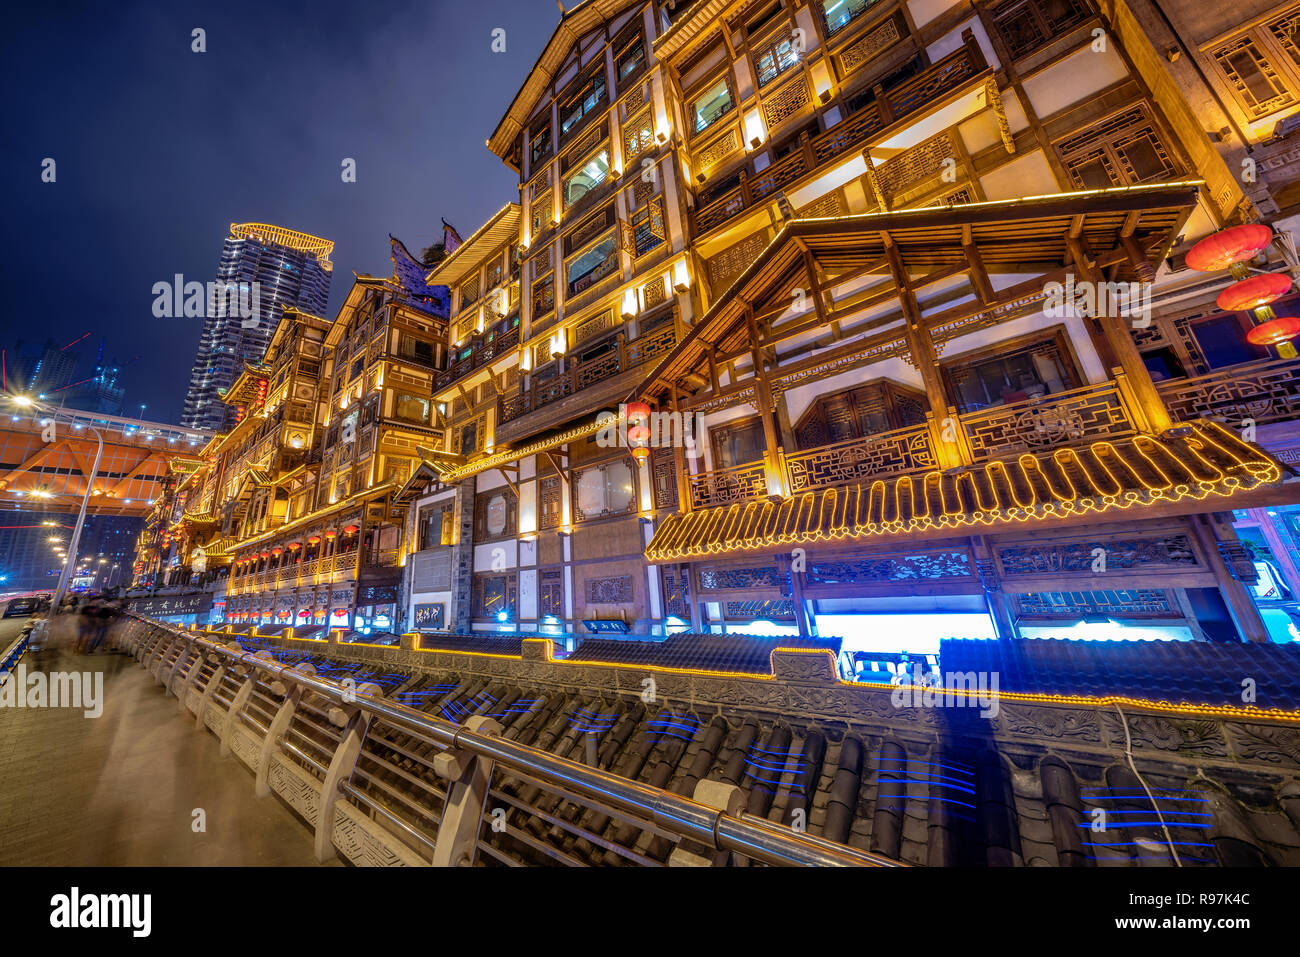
xmin=136 ymin=240 xmax=451 ymax=634
xmin=399 ymin=0 xmax=1299 ymax=646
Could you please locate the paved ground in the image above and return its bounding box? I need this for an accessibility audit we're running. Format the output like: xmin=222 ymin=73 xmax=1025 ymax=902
xmin=0 ymin=611 xmax=334 ymax=866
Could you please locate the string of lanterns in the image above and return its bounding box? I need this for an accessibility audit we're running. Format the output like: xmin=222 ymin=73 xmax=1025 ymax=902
xmin=1185 ymin=223 xmax=1299 ymax=357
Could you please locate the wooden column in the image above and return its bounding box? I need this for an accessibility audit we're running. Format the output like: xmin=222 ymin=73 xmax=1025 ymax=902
xmin=1066 ymin=236 xmax=1172 ymax=433
xmin=1189 ymin=513 xmax=1269 ymax=643
xmin=744 ymin=305 xmax=788 ymax=495
xmin=971 ymin=536 xmax=1017 ymax=640
xmin=884 ymin=236 xmax=966 ymax=469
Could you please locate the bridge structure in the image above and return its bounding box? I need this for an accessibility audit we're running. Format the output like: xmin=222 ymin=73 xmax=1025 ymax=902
xmin=0 ymin=406 xmax=213 ymax=519
xmin=2 ymin=604 xmax=1300 ymax=868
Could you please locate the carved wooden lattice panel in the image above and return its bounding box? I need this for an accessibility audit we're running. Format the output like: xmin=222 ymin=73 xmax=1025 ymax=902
xmin=805 ymin=552 xmax=974 ymax=584
xmin=876 ymin=132 xmax=955 ymax=198
xmin=1156 ymin=358 xmax=1300 ymax=426
xmin=960 ymin=386 xmax=1133 ymax=461
xmin=998 ymin=535 xmax=1198 ymax=575
xmin=785 ymin=424 xmax=935 ymax=493
xmin=651 ymin=447 xmax=677 ymax=510
xmin=698 ymin=564 xmax=783 ymax=590
xmin=585 ymin=575 xmax=633 ymax=603
xmin=695 ymin=129 xmax=739 ymax=174
xmin=1014 ymin=588 xmax=1176 ymax=618
xmin=539 ymin=475 xmax=562 ymax=529
xmin=839 ymin=14 xmax=903 ymax=74
xmin=574 ymin=308 xmax=615 ymax=345
xmin=707 ymin=232 xmax=768 ymax=295
xmin=689 ymin=461 xmax=767 ymax=508
xmin=660 ymin=564 xmax=690 ymax=618
xmin=725 ymin=599 xmax=794 ymax=620
xmin=642 ymin=275 xmax=668 ymax=309
xmin=762 ymin=76 xmax=811 ymax=130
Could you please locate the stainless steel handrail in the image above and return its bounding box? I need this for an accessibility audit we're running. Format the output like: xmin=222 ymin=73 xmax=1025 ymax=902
xmin=125 ymin=615 xmax=905 ymax=867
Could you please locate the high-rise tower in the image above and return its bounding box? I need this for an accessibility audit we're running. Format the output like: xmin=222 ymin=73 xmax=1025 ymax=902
xmin=181 ymin=223 xmax=333 ymax=431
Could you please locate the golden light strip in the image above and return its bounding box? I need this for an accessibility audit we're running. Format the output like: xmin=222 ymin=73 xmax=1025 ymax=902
xmin=646 ymin=422 xmax=1282 ymax=562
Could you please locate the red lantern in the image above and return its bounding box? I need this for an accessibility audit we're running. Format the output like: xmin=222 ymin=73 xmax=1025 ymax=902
xmin=1246 ymin=315 xmax=1300 ymax=346
xmin=1185 ymin=224 xmax=1274 ymax=272
xmin=260 ymin=550 xmax=270 ymax=560
xmin=324 ymin=530 xmax=337 ymax=539
xmin=307 ymin=535 xmax=321 ymax=545
xmin=343 ymin=525 xmax=359 ymax=534
xmin=1216 ymin=272 xmax=1293 ymax=311
xmin=271 ymin=547 xmax=283 ymax=557
xmin=288 ymin=542 xmax=301 ymax=550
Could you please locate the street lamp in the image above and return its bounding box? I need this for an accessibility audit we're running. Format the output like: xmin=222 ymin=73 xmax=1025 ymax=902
xmin=8 ymin=393 xmax=103 ymax=608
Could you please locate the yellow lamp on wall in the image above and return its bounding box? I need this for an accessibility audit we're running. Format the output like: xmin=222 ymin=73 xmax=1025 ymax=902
xmin=744 ymin=110 xmax=766 ymax=150
xmin=621 ymin=287 xmax=638 ymax=320
xmin=672 ymin=259 xmax=691 ymax=293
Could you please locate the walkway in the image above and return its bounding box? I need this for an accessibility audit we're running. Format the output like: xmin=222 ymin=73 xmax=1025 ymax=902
xmin=0 ymin=615 xmax=333 ymax=866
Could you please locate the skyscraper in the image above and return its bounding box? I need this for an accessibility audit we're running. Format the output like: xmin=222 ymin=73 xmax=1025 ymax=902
xmin=181 ymin=223 xmax=333 ymax=431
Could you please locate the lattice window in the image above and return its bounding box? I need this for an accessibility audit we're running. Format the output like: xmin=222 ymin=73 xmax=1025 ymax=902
xmin=624 ymin=106 xmax=655 ymax=164
xmin=942 ymin=331 xmax=1080 ymax=413
xmin=472 ymin=572 xmax=517 ymax=619
xmin=539 ymin=475 xmax=562 ymax=529
xmin=532 ymin=273 xmax=555 ymax=318
xmin=572 ymin=460 xmax=637 ymax=522
xmin=540 ymin=568 xmax=564 ymax=617
xmin=660 ymin=565 xmax=690 ymax=619
xmin=990 ymin=0 xmax=1094 ymax=60
xmin=473 ymin=486 xmax=516 ymax=541
xmin=1209 ymin=10 xmax=1300 ymax=120
xmin=651 ymin=447 xmax=678 ymax=510
xmin=630 ymin=196 xmax=666 ymax=258
xmin=1055 ymin=107 xmax=1179 ymax=189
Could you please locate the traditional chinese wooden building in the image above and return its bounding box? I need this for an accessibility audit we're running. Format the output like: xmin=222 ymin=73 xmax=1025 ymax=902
xmin=397 ymin=0 xmax=1300 ymax=645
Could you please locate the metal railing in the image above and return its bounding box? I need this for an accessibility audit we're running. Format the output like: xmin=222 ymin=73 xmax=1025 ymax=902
xmin=114 ymin=614 xmax=901 ymax=868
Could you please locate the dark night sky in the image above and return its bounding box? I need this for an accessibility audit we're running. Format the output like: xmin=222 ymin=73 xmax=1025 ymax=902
xmin=1 ymin=0 xmax=562 ymax=424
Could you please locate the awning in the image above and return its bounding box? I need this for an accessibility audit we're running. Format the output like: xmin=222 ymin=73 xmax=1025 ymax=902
xmin=645 ymin=421 xmax=1283 ymax=563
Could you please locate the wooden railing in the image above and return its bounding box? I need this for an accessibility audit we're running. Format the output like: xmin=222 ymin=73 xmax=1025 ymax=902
xmin=692 ymin=35 xmax=985 ymax=235
xmin=435 ymin=324 xmax=520 ymax=390
xmin=785 ymin=423 xmax=933 ymax=494
xmin=960 ymin=383 xmax=1135 ymax=462
xmin=689 ymin=460 xmax=769 ymax=509
xmin=499 ymin=325 xmax=676 ymax=424
xmin=1156 ymin=357 xmax=1300 ymax=428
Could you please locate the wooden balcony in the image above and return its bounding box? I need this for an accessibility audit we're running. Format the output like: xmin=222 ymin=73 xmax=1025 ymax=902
xmin=692 ymin=34 xmax=988 ymax=236
xmin=1156 ymin=358 xmax=1300 ymax=428
xmin=959 ymin=382 xmax=1135 ymax=463
xmin=683 ymin=380 xmax=1143 ymax=508
xmin=689 ymin=460 xmax=768 ymax=509
xmin=495 ymin=324 xmax=676 ymax=441
xmin=435 ymin=324 xmax=520 ymax=391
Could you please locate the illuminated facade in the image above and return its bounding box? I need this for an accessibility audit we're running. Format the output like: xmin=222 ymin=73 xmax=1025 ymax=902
xmin=395 ymin=0 xmax=1300 ymax=648
xmin=181 ymin=223 xmax=335 ymax=433
xmin=139 ymin=239 xmax=450 ymax=633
